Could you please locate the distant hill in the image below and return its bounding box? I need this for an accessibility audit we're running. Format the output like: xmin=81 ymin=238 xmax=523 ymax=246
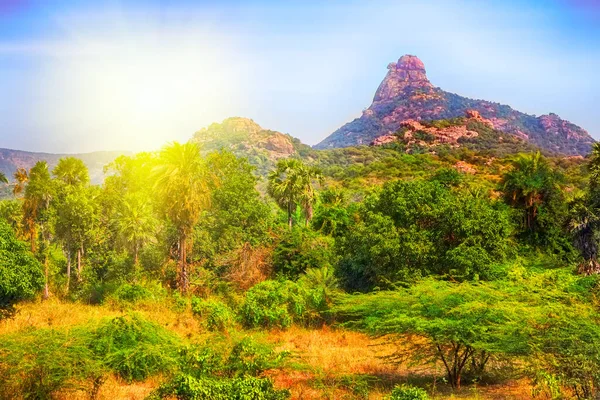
xmin=0 ymin=148 xmax=127 ymax=185
xmin=315 ymin=55 xmax=594 ymax=156
xmin=190 ymin=117 xmax=311 ymax=174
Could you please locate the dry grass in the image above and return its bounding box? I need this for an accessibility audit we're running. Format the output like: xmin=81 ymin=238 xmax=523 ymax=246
xmin=1 ymin=300 xmax=535 ymax=399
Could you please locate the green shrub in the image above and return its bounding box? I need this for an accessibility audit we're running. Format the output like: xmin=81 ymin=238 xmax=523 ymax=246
xmin=0 ymin=221 xmax=44 ymax=318
xmin=240 ymin=280 xmax=326 ymax=329
xmin=389 ymin=384 xmax=429 ymax=400
xmin=0 ymin=328 xmax=104 ymax=400
xmin=191 ymin=297 xmax=235 ymax=331
xmin=272 ymin=228 xmax=336 ymax=279
xmin=88 ymin=313 xmax=181 ymax=381
xmin=178 ymin=336 xmax=288 ymax=379
xmin=150 ymin=374 xmax=290 ymax=400
xmin=107 ymin=281 xmax=167 ymax=307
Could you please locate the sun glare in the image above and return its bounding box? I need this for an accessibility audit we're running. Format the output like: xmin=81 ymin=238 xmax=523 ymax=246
xmin=32 ymin=8 xmax=241 ymax=152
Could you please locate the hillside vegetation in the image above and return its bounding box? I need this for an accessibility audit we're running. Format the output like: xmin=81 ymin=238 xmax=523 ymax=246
xmin=0 ymin=126 xmax=599 ymax=400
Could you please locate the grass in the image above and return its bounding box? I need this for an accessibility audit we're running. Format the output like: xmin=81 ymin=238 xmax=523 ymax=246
xmin=0 ymin=299 xmax=535 ymax=399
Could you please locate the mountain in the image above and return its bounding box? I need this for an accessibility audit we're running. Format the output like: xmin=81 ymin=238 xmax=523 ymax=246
xmin=0 ymin=148 xmax=127 ymax=184
xmin=191 ymin=117 xmax=311 ymax=174
xmin=315 ymin=55 xmax=594 ymax=155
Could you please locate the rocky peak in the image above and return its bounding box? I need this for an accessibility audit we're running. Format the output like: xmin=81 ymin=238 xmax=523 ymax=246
xmin=373 ymin=55 xmax=432 ymax=102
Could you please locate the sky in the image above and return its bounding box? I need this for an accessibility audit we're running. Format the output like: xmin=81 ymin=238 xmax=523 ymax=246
xmin=0 ymin=0 xmax=599 ymax=153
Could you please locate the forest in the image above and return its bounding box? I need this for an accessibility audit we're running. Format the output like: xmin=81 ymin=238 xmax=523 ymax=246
xmin=1 ymin=138 xmax=600 ymax=400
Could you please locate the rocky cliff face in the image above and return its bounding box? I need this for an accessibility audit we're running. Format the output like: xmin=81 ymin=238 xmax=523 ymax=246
xmin=316 ymin=55 xmax=594 ymax=156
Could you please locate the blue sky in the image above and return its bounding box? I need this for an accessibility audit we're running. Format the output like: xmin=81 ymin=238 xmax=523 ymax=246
xmin=0 ymin=0 xmax=599 ymax=153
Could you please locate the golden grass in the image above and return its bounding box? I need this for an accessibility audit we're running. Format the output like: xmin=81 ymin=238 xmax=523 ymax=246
xmin=1 ymin=300 xmax=535 ymax=399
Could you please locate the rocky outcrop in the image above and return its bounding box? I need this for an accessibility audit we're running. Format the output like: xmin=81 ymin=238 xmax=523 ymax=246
xmin=191 ymin=117 xmax=310 ymax=174
xmin=373 ymin=55 xmax=433 ymax=102
xmin=316 ymin=55 xmax=594 ymax=156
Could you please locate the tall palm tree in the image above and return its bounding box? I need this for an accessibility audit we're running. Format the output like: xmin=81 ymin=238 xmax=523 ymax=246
xmin=116 ymin=194 xmax=157 ymax=266
xmin=153 ymin=142 xmax=213 ymax=293
xmin=298 ymin=165 xmax=323 ymax=226
xmin=268 ymin=159 xmax=322 ymax=229
xmin=53 ymin=157 xmax=90 ymax=186
xmin=23 ymin=162 xmax=54 ymax=299
xmin=501 ymin=152 xmax=557 ymax=232
xmin=12 ymin=168 xmax=28 ymax=197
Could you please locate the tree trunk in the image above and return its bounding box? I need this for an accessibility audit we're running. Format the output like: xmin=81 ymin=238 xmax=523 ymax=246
xmin=66 ymin=251 xmax=71 ymax=292
xmin=43 ymin=252 xmax=49 ymax=300
xmin=288 ymin=203 xmax=293 ymax=230
xmin=77 ymin=247 xmax=82 ymax=281
xmin=179 ymin=234 xmax=188 ymax=293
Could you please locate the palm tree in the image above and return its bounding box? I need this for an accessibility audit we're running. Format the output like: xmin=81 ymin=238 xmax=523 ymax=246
xmin=501 ymin=152 xmax=557 ymax=232
xmin=568 ymin=197 xmax=600 ymax=275
xmin=116 ymin=194 xmax=156 ymax=266
xmin=23 ymin=162 xmax=54 ymax=299
xmin=0 ymin=172 xmax=8 ymax=184
xmin=153 ymin=142 xmax=213 ymax=293
xmin=268 ymin=159 xmax=322 ymax=229
xmin=298 ymin=165 xmax=323 ymax=226
xmin=53 ymin=157 xmax=89 ymax=186
xmin=12 ymin=168 xmax=28 ymax=197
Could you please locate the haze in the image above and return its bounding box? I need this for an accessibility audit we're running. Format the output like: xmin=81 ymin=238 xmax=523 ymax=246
xmin=0 ymin=0 xmax=599 ymax=153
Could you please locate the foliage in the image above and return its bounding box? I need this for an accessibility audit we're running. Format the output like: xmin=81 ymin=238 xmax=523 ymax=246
xmin=150 ymin=375 xmax=290 ymax=400
xmin=268 ymin=159 xmax=322 ymax=229
xmin=337 ymin=180 xmax=515 ymax=291
xmin=240 ymin=280 xmax=326 ymax=329
xmin=272 ymin=227 xmax=336 ymax=279
xmin=191 ymin=297 xmax=235 ymax=331
xmin=0 ymin=221 xmax=44 ymax=318
xmin=0 ymin=328 xmax=104 ymax=400
xmin=88 ymin=313 xmax=181 ymax=382
xmin=388 ymin=384 xmax=430 ymax=400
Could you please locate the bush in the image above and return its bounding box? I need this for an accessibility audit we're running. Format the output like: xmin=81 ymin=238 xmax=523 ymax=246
xmin=0 ymin=221 xmax=44 ymax=318
xmin=178 ymin=335 xmax=288 ymax=379
xmin=88 ymin=313 xmax=181 ymax=381
xmin=191 ymin=297 xmax=235 ymax=331
xmin=389 ymin=384 xmax=429 ymax=400
xmin=0 ymin=328 xmax=104 ymax=400
xmin=240 ymin=280 xmax=325 ymax=329
xmin=107 ymin=281 xmax=167 ymax=307
xmin=150 ymin=374 xmax=290 ymax=400
xmin=272 ymin=228 xmax=336 ymax=280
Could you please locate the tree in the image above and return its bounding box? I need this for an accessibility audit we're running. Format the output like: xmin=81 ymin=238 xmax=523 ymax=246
xmin=52 ymin=157 xmax=90 ymax=187
xmin=0 ymin=221 xmax=44 ymax=319
xmin=12 ymin=168 xmax=28 ymax=197
xmin=0 ymin=171 xmax=7 ymax=184
xmin=337 ymin=180 xmax=514 ymax=291
xmin=115 ymin=193 xmax=157 ymax=266
xmin=268 ymin=159 xmax=322 ymax=229
xmin=153 ymin=142 xmax=213 ymax=293
xmin=335 ymin=279 xmax=533 ymax=389
xmin=569 ymin=197 xmax=600 ymax=274
xmin=501 ymin=152 xmax=559 ymax=233
xmin=54 ymin=187 xmax=96 ymax=286
xmin=22 ymin=162 xmax=55 ymax=299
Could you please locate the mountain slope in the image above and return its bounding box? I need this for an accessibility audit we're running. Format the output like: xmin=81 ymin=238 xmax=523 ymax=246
xmin=0 ymin=148 xmax=127 ymax=184
xmin=191 ymin=117 xmax=310 ymax=174
xmin=315 ymin=55 xmax=594 ymax=156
